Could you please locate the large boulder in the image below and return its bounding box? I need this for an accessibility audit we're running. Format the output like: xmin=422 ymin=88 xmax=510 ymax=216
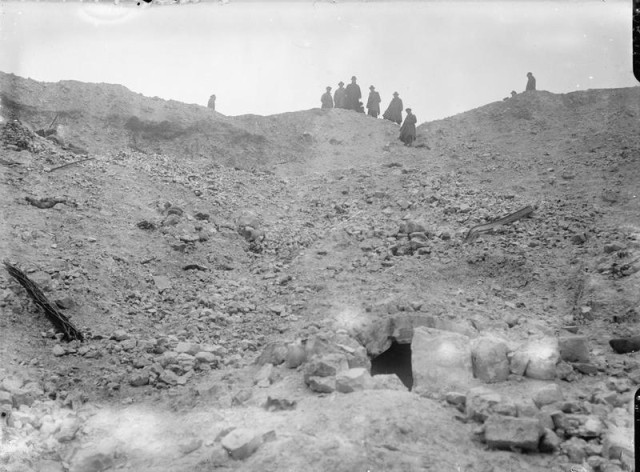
xmin=411 ymin=327 xmax=474 ymax=396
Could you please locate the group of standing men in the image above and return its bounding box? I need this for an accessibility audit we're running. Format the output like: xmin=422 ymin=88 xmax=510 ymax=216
xmin=321 ymin=76 xmax=416 ymax=146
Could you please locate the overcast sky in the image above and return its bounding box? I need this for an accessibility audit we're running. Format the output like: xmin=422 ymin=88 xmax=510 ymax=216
xmin=0 ymin=1 xmax=636 ymax=121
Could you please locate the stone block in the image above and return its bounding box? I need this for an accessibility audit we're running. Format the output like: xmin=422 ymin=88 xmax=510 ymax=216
xmin=484 ymin=415 xmax=541 ymax=452
xmin=524 ymin=338 xmax=560 ymax=380
xmin=558 ymin=336 xmax=590 ymax=363
xmin=471 ymin=336 xmax=510 ymax=383
xmin=412 ymin=327 xmax=473 ymax=396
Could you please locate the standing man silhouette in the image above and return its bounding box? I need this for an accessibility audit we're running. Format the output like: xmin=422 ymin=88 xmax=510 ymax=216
xmin=526 ymin=72 xmax=536 ymax=91
xmin=345 ymin=76 xmax=362 ymax=112
xmin=321 ymin=86 xmax=334 ymax=109
xmin=366 ymin=85 xmax=381 ymax=118
xmin=334 ymin=81 xmax=347 ymax=109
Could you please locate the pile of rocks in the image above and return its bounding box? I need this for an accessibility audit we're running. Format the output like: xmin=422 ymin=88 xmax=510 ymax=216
xmin=1 ymin=120 xmax=48 ymax=153
xmin=0 ymin=372 xmax=88 ymax=471
xmin=449 ymin=381 xmax=634 ymax=471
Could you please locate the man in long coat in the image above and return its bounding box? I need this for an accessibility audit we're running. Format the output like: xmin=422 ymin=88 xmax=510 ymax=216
xmin=382 ymin=92 xmax=403 ymax=124
xmin=334 ymin=81 xmax=347 ymax=108
xmin=321 ymin=86 xmax=334 ymax=109
xmin=526 ymin=72 xmax=536 ymax=91
xmin=366 ymin=85 xmax=381 ymax=118
xmin=399 ymin=108 xmax=417 ymax=146
xmin=207 ymin=94 xmax=216 ymax=111
xmin=345 ymin=76 xmax=362 ymax=112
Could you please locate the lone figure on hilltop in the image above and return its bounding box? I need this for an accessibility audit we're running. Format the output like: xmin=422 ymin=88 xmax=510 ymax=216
xmin=334 ymin=81 xmax=347 ymax=109
xmin=383 ymin=92 xmax=403 ymax=124
xmin=207 ymin=94 xmax=216 ymax=111
xmin=366 ymin=85 xmax=381 ymax=118
xmin=321 ymin=86 xmax=334 ymax=109
xmin=526 ymin=72 xmax=536 ymax=91
xmin=345 ymin=76 xmax=362 ymax=112
xmin=399 ymin=108 xmax=417 ymax=146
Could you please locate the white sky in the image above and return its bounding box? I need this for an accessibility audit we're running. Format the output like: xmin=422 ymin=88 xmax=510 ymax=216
xmin=0 ymin=1 xmax=636 ymax=121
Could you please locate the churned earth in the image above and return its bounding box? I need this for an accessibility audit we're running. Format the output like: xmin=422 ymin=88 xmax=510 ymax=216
xmin=1 ymin=71 xmax=640 ymax=472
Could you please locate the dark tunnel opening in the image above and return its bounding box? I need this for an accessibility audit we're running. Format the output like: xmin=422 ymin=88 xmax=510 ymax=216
xmin=370 ymin=340 xmax=413 ymax=390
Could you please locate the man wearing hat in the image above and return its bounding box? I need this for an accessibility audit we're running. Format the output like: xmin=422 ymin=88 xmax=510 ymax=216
xmin=321 ymin=86 xmax=334 ymax=109
xmin=399 ymin=108 xmax=417 ymax=146
xmin=382 ymin=92 xmax=403 ymax=124
xmin=345 ymin=76 xmax=362 ymax=112
xmin=366 ymin=85 xmax=382 ymax=118
xmin=526 ymin=72 xmax=536 ymax=91
xmin=334 ymin=81 xmax=347 ymax=109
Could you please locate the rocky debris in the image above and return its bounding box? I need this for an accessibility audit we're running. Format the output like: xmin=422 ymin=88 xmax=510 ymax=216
xmin=1 ymin=119 xmax=49 ymax=153
xmin=470 ymin=335 xmax=510 ymax=383
xmin=111 ymin=329 xmax=130 ymax=342
xmin=412 ymin=327 xmax=473 ymax=396
xmin=221 ymin=428 xmax=275 ymax=460
xmin=52 ymin=344 xmax=66 ymax=357
xmin=445 ymin=391 xmax=466 ymax=412
xmin=370 ymin=374 xmax=407 ymax=391
xmin=602 ymin=426 xmax=634 ymax=469
xmin=178 ymin=437 xmax=203 ymax=455
xmin=255 ymin=342 xmax=288 ymax=366
xmin=152 ymin=275 xmax=172 ymax=292
xmin=175 ymin=342 xmax=201 ymax=356
xmin=129 ymin=372 xmax=150 ymax=387
xmin=263 ymin=396 xmax=297 ymax=411
xmin=335 ymin=368 xmax=371 ymax=393
xmin=465 ymin=387 xmax=516 ymax=423
xmin=552 ymin=412 xmax=606 ymax=439
xmin=539 ymin=428 xmax=562 ymax=453
xmin=306 ymin=375 xmax=336 ymax=393
xmin=254 ymin=363 xmax=276 ymax=387
xmin=532 ymin=383 xmax=564 ymax=408
xmin=303 ymin=353 xmax=349 ymax=380
xmin=284 ymin=341 xmax=307 ymax=368
xmin=483 ymin=414 xmax=542 ymax=452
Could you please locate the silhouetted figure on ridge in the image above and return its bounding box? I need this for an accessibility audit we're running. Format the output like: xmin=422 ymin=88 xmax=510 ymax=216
xmin=207 ymin=94 xmax=216 ymax=111
xmin=366 ymin=85 xmax=381 ymax=118
xmin=383 ymin=92 xmax=403 ymax=124
xmin=321 ymin=86 xmax=334 ymax=109
xmin=526 ymin=72 xmax=536 ymax=91
xmin=345 ymin=76 xmax=362 ymax=112
xmin=334 ymin=81 xmax=347 ymax=109
xmin=399 ymin=108 xmax=417 ymax=146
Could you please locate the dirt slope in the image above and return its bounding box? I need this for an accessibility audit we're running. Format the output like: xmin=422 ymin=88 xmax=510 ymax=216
xmin=1 ymin=73 xmax=640 ymax=472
